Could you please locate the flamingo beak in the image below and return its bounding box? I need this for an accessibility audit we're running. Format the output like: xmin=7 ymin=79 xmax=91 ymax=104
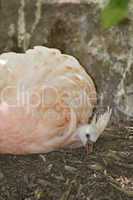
xmin=85 ymin=140 xmax=94 ymax=155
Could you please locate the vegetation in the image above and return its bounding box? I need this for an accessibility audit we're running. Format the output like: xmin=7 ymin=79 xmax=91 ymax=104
xmin=101 ymin=0 xmax=130 ymax=28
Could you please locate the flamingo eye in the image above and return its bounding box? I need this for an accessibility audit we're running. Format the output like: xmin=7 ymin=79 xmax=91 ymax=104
xmin=86 ymin=133 xmax=90 ymax=139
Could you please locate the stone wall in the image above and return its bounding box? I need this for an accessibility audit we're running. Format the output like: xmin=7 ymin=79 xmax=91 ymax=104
xmin=0 ymin=0 xmax=133 ymax=123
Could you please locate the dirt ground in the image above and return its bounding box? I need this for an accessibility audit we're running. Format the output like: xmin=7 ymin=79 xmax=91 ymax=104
xmin=0 ymin=123 xmax=132 ymax=200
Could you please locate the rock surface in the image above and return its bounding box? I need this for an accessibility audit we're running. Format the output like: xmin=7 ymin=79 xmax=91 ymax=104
xmin=0 ymin=0 xmax=133 ymax=122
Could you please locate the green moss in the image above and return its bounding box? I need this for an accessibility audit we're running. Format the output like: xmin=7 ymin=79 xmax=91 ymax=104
xmin=101 ymin=0 xmax=129 ymax=28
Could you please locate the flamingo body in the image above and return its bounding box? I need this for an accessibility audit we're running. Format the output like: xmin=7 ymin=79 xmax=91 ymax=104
xmin=0 ymin=46 xmax=96 ymax=154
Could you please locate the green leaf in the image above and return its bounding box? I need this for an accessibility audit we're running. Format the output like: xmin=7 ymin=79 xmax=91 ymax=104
xmin=101 ymin=0 xmax=130 ymax=29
